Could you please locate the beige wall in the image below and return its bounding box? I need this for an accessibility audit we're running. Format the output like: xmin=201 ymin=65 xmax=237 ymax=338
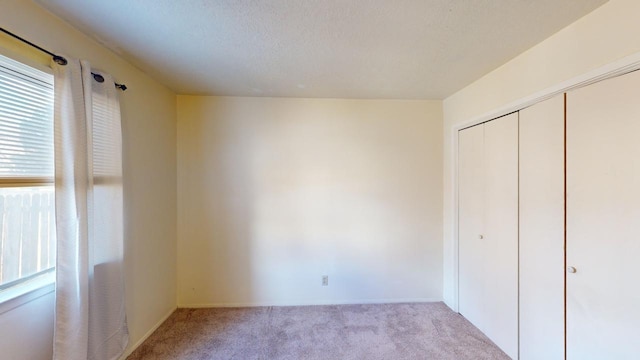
xmin=0 ymin=1 xmax=177 ymax=358
xmin=0 ymin=291 xmax=55 ymax=360
xmin=177 ymin=96 xmax=443 ymax=306
xmin=442 ymin=0 xmax=640 ymax=307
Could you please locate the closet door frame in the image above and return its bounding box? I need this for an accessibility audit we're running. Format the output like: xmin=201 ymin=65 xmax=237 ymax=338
xmin=450 ymin=51 xmax=640 ymax=314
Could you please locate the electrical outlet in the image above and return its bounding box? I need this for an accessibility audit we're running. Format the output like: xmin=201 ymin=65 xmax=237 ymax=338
xmin=322 ymin=275 xmax=329 ymax=286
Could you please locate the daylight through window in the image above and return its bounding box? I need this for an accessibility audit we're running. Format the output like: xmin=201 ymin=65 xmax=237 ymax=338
xmin=0 ymin=54 xmax=55 ymax=291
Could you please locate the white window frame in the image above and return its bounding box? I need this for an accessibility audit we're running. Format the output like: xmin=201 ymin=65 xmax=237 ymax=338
xmin=0 ymin=49 xmax=56 ymax=312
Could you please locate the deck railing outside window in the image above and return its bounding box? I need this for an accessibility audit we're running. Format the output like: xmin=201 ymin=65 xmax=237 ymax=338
xmin=0 ymin=187 xmax=55 ymax=289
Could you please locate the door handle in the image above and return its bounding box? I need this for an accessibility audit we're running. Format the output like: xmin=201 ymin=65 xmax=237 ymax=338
xmin=567 ymin=266 xmax=577 ymax=273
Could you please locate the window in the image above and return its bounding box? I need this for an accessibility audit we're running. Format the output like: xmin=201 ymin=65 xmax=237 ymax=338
xmin=0 ymin=53 xmax=55 ymax=295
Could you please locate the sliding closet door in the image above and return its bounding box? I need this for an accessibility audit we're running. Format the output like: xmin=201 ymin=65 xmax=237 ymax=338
xmin=567 ymin=70 xmax=640 ymax=359
xmin=519 ymin=96 xmax=565 ymax=360
xmin=483 ymin=113 xmax=519 ymax=359
xmin=459 ymin=114 xmax=518 ymax=359
xmin=458 ymin=124 xmax=485 ymax=331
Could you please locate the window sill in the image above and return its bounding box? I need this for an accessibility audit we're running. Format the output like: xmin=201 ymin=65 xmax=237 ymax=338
xmin=0 ymin=273 xmax=55 ymax=315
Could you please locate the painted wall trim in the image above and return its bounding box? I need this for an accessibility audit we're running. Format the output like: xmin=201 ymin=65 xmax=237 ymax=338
xmin=446 ymin=49 xmax=640 ymax=313
xmin=119 ymin=306 xmax=177 ymax=360
xmin=0 ymin=279 xmax=54 ymax=315
xmin=179 ymin=298 xmax=443 ymax=309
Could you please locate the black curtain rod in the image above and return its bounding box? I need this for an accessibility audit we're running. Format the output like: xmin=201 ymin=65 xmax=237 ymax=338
xmin=0 ymin=27 xmax=127 ymax=91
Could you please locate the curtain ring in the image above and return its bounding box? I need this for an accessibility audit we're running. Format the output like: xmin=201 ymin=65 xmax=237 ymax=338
xmin=53 ymin=55 xmax=68 ymax=65
xmin=92 ymin=73 xmax=105 ymax=83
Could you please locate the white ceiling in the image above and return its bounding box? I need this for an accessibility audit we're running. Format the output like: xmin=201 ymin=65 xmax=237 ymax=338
xmin=36 ymin=0 xmax=607 ymax=99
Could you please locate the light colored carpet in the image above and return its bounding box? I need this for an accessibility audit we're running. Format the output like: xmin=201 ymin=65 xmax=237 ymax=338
xmin=127 ymin=302 xmax=510 ymax=360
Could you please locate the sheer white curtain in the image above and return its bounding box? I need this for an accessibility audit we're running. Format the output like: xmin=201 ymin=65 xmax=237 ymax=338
xmin=52 ymin=57 xmax=128 ymax=360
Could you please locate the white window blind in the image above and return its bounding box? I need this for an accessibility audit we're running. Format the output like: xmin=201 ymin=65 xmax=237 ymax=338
xmin=92 ymin=91 xmax=122 ymax=179
xmin=0 ymin=54 xmax=54 ymax=179
xmin=0 ymin=54 xmax=55 ymax=290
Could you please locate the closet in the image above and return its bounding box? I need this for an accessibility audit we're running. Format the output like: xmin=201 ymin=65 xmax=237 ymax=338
xmin=519 ymin=95 xmax=564 ymax=360
xmin=566 ymin=70 xmax=640 ymax=359
xmin=458 ymin=113 xmax=518 ymax=359
xmin=458 ymin=69 xmax=640 ymax=360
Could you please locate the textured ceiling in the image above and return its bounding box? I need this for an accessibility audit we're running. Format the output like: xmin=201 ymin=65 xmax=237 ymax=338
xmin=36 ymin=0 xmax=607 ymax=99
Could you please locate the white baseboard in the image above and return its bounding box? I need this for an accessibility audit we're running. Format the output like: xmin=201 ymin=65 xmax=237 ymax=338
xmin=119 ymin=306 xmax=177 ymax=360
xmin=178 ymin=297 xmax=442 ymax=308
